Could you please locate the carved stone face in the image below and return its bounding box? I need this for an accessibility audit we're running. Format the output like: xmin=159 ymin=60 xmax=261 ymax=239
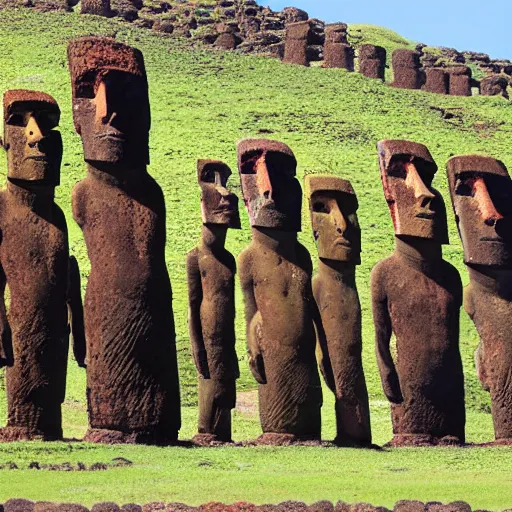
xmin=378 ymin=140 xmax=448 ymax=244
xmin=447 ymin=155 xmax=512 ymax=268
xmin=3 ymin=90 xmax=62 ymax=186
xmin=198 ymin=159 xmax=241 ymax=229
xmin=306 ymin=175 xmax=361 ymax=264
xmin=68 ymin=38 xmax=150 ymax=167
xmin=237 ymin=139 xmax=302 ymax=232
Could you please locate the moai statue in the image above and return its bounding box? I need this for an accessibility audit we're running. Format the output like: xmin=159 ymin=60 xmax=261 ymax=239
xmin=446 ymin=155 xmax=512 ymax=442
xmin=447 ymin=66 xmax=472 ymax=96
xmin=187 ymin=160 xmax=241 ymax=444
xmin=81 ymin=0 xmax=111 ymax=16
xmin=324 ymin=24 xmax=353 ymax=71
xmin=67 ymin=37 xmax=181 ymax=444
xmin=305 ymin=175 xmax=371 ymax=446
xmin=422 ymin=68 xmax=448 ymax=95
xmin=391 ymin=49 xmax=423 ymax=89
xmin=480 ymin=75 xmax=509 ymax=99
xmin=237 ymin=139 xmax=322 ymax=444
xmin=358 ymin=44 xmax=386 ymax=81
xmin=283 ymin=21 xmax=310 ymax=67
xmin=372 ymin=140 xmax=465 ymax=446
xmin=0 ymin=90 xmax=85 ymax=441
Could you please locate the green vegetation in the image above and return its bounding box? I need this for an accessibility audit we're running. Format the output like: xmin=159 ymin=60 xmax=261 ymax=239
xmin=0 ymin=8 xmax=511 ymax=509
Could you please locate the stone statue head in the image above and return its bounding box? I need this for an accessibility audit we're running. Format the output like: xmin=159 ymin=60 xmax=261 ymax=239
xmin=377 ymin=139 xmax=448 ymax=244
xmin=68 ymin=37 xmax=150 ymax=167
xmin=447 ymin=155 xmax=512 ymax=268
xmin=305 ymin=174 xmax=361 ymax=264
xmin=237 ymin=139 xmax=302 ymax=232
xmin=2 ymin=90 xmax=62 ymax=186
xmin=197 ymin=159 xmax=241 ymax=229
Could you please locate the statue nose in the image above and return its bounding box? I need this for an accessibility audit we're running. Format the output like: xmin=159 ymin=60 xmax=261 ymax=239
xmin=256 ymin=157 xmax=272 ymax=200
xmin=474 ymin=178 xmax=503 ymax=226
xmin=25 ymin=116 xmax=44 ymax=146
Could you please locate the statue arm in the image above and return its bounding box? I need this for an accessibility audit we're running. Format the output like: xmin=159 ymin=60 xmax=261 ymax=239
xmin=186 ymin=251 xmax=210 ymax=379
xmin=371 ymin=266 xmax=403 ymax=404
xmin=67 ymin=256 xmax=86 ymax=368
xmin=312 ymin=280 xmax=336 ymax=393
xmin=0 ymin=260 xmax=13 ymax=368
xmin=239 ymin=252 xmax=266 ymax=384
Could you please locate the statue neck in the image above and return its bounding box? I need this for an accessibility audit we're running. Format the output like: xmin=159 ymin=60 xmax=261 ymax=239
xmin=7 ymin=181 xmax=54 ymax=213
xmin=468 ymin=265 xmax=512 ymax=300
xmin=87 ymin=163 xmax=147 ymax=188
xmin=318 ymin=258 xmax=356 ymax=286
xmin=394 ymin=236 xmax=442 ymax=272
xmin=251 ymin=227 xmax=297 ymax=256
xmin=200 ymin=224 xmax=228 ymax=254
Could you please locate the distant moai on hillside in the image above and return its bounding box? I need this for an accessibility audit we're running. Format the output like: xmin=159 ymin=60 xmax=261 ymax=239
xmin=391 ymin=49 xmax=423 ymax=89
xmin=422 ymin=68 xmax=448 ymax=95
xmin=282 ymin=20 xmax=310 ymax=66
xmin=323 ymin=24 xmax=354 ymax=70
xmin=447 ymin=66 xmax=472 ymax=96
xmin=81 ymin=0 xmax=111 ymax=16
xmin=358 ymin=44 xmax=386 ymax=80
xmin=480 ymin=75 xmax=509 ymax=99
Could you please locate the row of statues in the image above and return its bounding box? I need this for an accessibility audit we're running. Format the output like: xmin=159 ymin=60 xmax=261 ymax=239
xmin=0 ymin=37 xmax=510 ymax=447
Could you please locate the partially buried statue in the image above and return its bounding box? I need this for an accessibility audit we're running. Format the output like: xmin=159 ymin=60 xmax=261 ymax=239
xmin=187 ymin=160 xmax=241 ymax=444
xmin=305 ymin=175 xmax=371 ymax=446
xmin=237 ymin=139 xmax=322 ymax=444
xmin=68 ymin=37 xmax=181 ymax=444
xmin=0 ymin=90 xmax=85 ymax=441
xmin=372 ymin=140 xmax=465 ymax=446
xmin=447 ymin=155 xmax=512 ymax=443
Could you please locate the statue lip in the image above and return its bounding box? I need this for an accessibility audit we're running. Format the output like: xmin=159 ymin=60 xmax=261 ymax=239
xmin=96 ymin=131 xmax=125 ymax=141
xmin=333 ymin=237 xmax=351 ymax=248
xmin=416 ymin=211 xmax=435 ymax=219
xmin=480 ymin=236 xmax=505 ymax=243
xmin=24 ymin=155 xmax=48 ymax=162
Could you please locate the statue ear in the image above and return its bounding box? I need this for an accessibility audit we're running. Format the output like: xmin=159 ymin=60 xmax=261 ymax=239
xmin=0 ymin=136 xmax=8 ymax=151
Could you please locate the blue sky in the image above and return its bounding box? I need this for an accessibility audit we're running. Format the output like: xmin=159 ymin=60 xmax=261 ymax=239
xmin=266 ymin=1 xmax=510 ymax=60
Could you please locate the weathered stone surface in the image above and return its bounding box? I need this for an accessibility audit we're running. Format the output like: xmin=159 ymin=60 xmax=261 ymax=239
xmin=324 ymin=42 xmax=354 ymax=70
xmin=325 ymin=23 xmax=347 ymax=44
xmin=68 ymin=37 xmax=180 ymax=445
xmin=91 ymin=505 xmax=120 ymax=512
xmin=237 ymin=139 xmax=322 ymax=442
xmin=187 ymin=160 xmax=240 ymax=443
xmin=358 ymin=44 xmax=386 ymax=80
xmin=0 ymin=90 xmax=83 ymax=443
xmin=393 ymin=501 xmax=426 ymax=512
xmin=282 ymin=20 xmax=310 ymax=66
xmin=81 ymin=0 xmax=111 ymax=15
xmin=306 ymin=175 xmax=371 ymax=446
xmin=447 ymin=155 xmax=512 ymax=441
xmin=391 ymin=49 xmax=422 ymax=89
xmin=214 ymin=32 xmax=237 ymax=50
xmin=480 ymin=75 xmax=509 ymax=98
xmin=446 ymin=66 xmax=472 ymax=96
xmin=372 ymin=140 xmax=465 ymax=446
xmin=4 ymin=501 xmax=34 ymax=512
xmin=282 ymin=6 xmax=308 ymax=24
xmin=422 ymin=68 xmax=448 ymax=94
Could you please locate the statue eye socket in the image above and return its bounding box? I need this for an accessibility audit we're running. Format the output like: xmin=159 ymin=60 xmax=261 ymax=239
xmin=201 ymin=170 xmax=215 ymax=183
xmin=7 ymin=114 xmax=26 ymax=127
xmin=387 ymin=163 xmax=406 ymax=179
xmin=313 ymin=201 xmax=329 ymax=213
xmin=455 ymin=180 xmax=474 ymax=197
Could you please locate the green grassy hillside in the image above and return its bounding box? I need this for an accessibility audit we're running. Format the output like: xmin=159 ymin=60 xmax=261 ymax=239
xmin=0 ymin=8 xmax=512 ymax=508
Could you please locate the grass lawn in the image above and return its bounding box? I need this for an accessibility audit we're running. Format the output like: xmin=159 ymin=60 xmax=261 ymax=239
xmin=0 ymin=8 xmax=512 ymax=509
